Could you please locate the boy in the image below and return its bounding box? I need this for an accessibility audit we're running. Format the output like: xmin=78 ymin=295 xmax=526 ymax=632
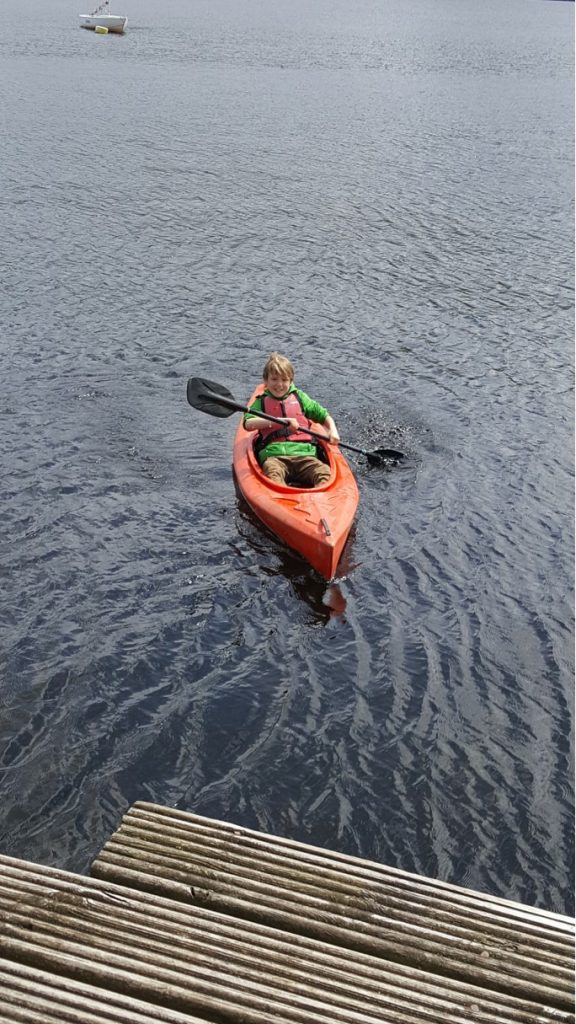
xmin=243 ymin=352 xmax=340 ymax=488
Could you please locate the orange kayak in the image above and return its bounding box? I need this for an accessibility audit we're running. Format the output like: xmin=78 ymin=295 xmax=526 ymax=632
xmin=233 ymin=387 xmax=359 ymax=580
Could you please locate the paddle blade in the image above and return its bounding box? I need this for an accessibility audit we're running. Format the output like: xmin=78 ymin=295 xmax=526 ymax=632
xmin=186 ymin=377 xmax=239 ymax=418
xmin=366 ymin=448 xmax=405 ymax=467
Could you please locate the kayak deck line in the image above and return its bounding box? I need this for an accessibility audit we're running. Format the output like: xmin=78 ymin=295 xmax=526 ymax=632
xmin=1 ymin=802 xmax=572 ymax=1023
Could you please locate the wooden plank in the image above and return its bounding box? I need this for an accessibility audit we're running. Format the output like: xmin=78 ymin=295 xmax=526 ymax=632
xmin=0 ymin=855 xmax=571 ymax=1024
xmin=0 ymin=958 xmax=214 ymax=1023
xmin=91 ymin=802 xmax=575 ymax=1010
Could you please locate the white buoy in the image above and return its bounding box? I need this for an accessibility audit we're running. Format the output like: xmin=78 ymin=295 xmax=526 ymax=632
xmin=94 ymin=24 xmax=109 ymax=33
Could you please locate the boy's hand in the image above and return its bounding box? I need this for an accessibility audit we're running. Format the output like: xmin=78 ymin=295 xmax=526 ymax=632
xmin=323 ymin=416 xmax=340 ymax=444
xmin=283 ymin=417 xmax=300 ymax=431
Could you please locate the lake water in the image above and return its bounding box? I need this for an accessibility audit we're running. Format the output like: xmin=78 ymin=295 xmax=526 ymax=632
xmin=0 ymin=0 xmax=573 ymax=915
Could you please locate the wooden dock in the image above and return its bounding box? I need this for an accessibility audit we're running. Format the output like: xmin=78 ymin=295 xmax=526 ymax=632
xmin=0 ymin=801 xmax=573 ymax=1023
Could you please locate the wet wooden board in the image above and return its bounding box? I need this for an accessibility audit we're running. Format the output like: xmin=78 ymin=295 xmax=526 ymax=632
xmin=0 ymin=854 xmax=573 ymax=1024
xmin=91 ymin=801 xmax=575 ymax=1012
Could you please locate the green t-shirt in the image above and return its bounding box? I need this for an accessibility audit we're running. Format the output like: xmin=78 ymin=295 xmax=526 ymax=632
xmin=243 ymin=385 xmax=330 ymax=463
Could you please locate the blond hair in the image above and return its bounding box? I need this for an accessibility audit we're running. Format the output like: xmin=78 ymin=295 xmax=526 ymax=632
xmin=262 ymin=352 xmax=294 ymax=382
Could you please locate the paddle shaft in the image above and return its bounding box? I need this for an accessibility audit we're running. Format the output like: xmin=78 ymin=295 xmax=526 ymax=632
xmin=186 ymin=377 xmax=405 ymax=463
xmin=210 ymin=391 xmax=375 ymax=457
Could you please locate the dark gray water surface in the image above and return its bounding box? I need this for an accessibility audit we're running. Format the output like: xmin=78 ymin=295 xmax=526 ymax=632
xmin=1 ymin=0 xmax=573 ymax=914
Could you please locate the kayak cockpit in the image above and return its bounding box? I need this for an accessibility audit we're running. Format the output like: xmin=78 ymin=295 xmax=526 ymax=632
xmin=246 ymin=437 xmax=335 ymax=492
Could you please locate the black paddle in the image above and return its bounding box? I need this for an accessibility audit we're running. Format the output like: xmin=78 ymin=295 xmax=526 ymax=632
xmin=186 ymin=377 xmax=404 ymax=466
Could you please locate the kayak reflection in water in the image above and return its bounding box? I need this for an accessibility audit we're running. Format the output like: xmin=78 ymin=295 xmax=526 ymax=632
xmin=243 ymin=352 xmax=340 ymax=489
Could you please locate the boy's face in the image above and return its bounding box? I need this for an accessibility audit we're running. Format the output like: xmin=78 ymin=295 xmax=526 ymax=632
xmin=265 ymin=370 xmax=292 ymax=398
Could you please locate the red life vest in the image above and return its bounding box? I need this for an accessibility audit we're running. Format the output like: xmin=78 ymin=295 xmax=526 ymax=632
xmin=258 ymin=391 xmax=312 ymax=446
